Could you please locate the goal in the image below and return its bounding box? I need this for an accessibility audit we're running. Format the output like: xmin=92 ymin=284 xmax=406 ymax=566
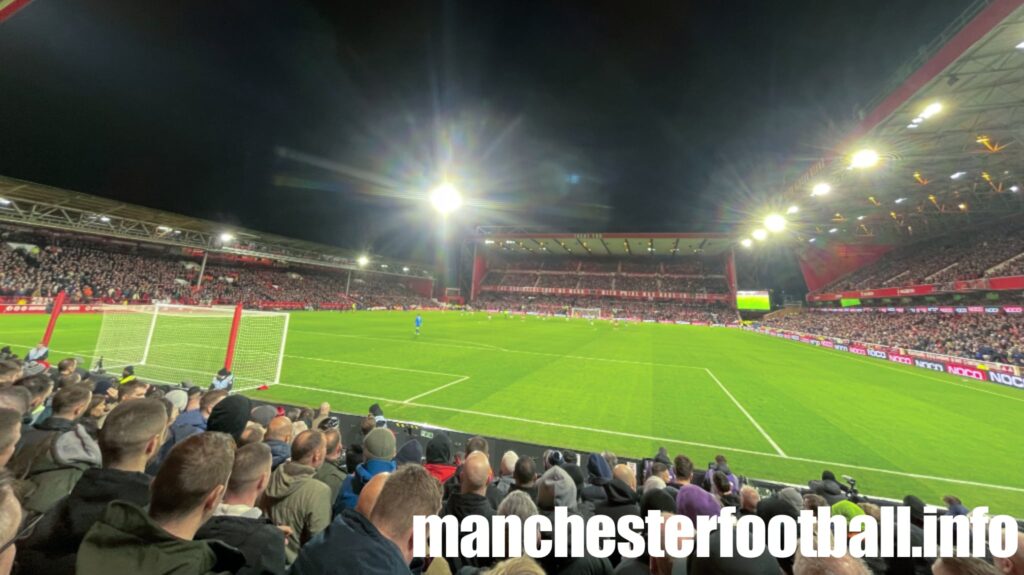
xmin=92 ymin=303 xmax=289 ymax=388
xmin=570 ymin=307 xmax=602 ymax=320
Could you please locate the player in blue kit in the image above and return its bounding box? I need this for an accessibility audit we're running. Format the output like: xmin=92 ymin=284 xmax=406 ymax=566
xmin=415 ymin=313 xmax=422 ymax=336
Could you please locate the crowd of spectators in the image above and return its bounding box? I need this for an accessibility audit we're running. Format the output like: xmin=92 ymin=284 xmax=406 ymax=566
xmin=494 ymin=257 xmax=724 ymax=276
xmin=0 ymin=232 xmax=431 ymax=310
xmin=474 ymin=293 xmax=738 ymax=323
xmin=765 ymin=311 xmax=1024 ymax=365
xmin=2 ymin=353 xmax=1017 ymax=575
xmin=821 ymin=223 xmax=1024 ymax=292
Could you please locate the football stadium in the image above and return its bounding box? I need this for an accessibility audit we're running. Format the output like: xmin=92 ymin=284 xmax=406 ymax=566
xmin=2 ymin=1 xmax=1024 ymax=574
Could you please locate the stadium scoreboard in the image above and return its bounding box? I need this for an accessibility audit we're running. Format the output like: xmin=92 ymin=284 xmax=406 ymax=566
xmin=736 ymin=290 xmax=771 ymax=311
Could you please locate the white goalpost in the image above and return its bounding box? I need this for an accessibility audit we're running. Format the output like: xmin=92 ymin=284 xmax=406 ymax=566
xmin=92 ymin=303 xmax=289 ymax=388
xmin=569 ymin=307 xmax=602 ymax=320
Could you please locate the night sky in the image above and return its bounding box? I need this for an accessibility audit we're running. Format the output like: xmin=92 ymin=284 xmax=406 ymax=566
xmin=0 ymin=0 xmax=969 ymax=262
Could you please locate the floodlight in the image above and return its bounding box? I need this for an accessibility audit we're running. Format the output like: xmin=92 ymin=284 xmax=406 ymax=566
xmin=950 ymin=171 xmax=966 ymax=180
xmin=219 ymin=232 xmax=234 ymax=242
xmin=1011 ymin=185 xmax=1020 ymax=192
xmin=907 ymin=124 xmax=919 ymax=129
xmin=380 ymin=264 xmax=388 ymax=269
xmin=828 ymin=228 xmax=839 ymax=234
xmin=857 ymin=215 xmax=866 ymax=221
xmin=920 ymin=102 xmax=942 ymax=119
xmin=429 ymin=182 xmax=462 ymax=215
xmin=958 ymin=203 xmax=967 ymax=210
xmin=911 ymin=117 xmax=924 ymax=124
xmin=740 ymin=238 xmax=753 ymax=248
xmin=786 ymin=205 xmax=799 ymax=215
xmin=808 ymin=238 xmax=817 ymax=243
xmin=811 ymin=182 xmax=831 ymax=197
xmin=894 ymin=197 xmax=906 ymax=204
xmin=1017 ymin=40 xmax=1024 ymax=50
xmin=357 ymin=255 xmax=369 ymax=266
xmin=751 ymin=229 xmax=768 ymax=241
xmin=402 ymin=266 xmax=410 ymax=272
xmin=850 ymin=149 xmax=879 ymax=169
xmin=764 ymin=214 xmax=786 ymax=233
xmin=0 ymin=197 xmax=10 ymax=206
xmin=99 ymin=216 xmax=111 ymax=223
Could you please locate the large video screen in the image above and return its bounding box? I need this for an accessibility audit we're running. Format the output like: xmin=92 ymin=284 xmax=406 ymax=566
xmin=736 ymin=290 xmax=771 ymax=311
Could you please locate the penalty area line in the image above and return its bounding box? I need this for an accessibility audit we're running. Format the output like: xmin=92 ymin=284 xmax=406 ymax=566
xmin=704 ymin=368 xmax=787 ymax=457
xmin=402 ymin=375 xmax=472 ymax=403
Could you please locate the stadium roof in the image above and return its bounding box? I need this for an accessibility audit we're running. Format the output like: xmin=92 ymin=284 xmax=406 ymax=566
xmin=473 ymin=228 xmax=734 ymax=256
xmin=771 ymin=0 xmax=1024 ymax=244
xmin=0 ymin=175 xmax=433 ymax=277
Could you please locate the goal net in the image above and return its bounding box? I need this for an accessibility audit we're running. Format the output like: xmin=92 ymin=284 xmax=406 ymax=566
xmin=92 ymin=304 xmax=289 ymax=388
xmin=570 ymin=307 xmax=602 ymax=319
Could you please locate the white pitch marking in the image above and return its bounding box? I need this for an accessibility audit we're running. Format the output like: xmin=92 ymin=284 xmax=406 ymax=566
xmin=704 ymin=368 xmax=787 ymax=457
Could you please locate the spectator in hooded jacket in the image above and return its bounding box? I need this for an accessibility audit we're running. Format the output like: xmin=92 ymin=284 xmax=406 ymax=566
xmin=336 ymin=427 xmax=396 ymax=513
xmin=291 ymin=464 xmax=443 ymax=575
xmin=76 ymin=432 xmax=245 ymax=575
xmin=263 ymin=429 xmax=332 ymax=563
xmin=11 ymin=385 xmax=101 ymax=514
xmin=196 ymin=442 xmax=287 ymax=575
xmin=149 ymin=389 xmax=227 ymax=474
xmin=18 ymin=398 xmax=168 ymax=575
xmin=424 ymin=431 xmax=457 ymax=484
xmin=581 ymin=452 xmax=613 ymax=505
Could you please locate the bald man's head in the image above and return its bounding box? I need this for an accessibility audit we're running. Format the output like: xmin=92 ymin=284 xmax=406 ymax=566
xmin=461 ymin=451 xmax=491 ymax=495
xmin=265 ymin=416 xmax=293 ymax=443
xmin=356 ymin=472 xmax=390 ymax=517
xmin=613 ymin=464 xmax=636 ymax=491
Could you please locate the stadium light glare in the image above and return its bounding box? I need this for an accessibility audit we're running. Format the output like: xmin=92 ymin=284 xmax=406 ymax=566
xmin=894 ymin=197 xmax=906 ymax=204
xmin=1017 ymin=40 xmax=1024 ymax=50
xmin=751 ymin=229 xmax=768 ymax=241
xmin=850 ymin=149 xmax=879 ymax=169
xmin=357 ymin=255 xmax=369 ymax=267
xmin=920 ymin=102 xmax=942 ymax=119
xmin=958 ymin=203 xmax=968 ymax=211
xmin=99 ymin=216 xmax=111 ymax=223
xmin=0 ymin=197 xmax=10 ymax=206
xmin=811 ymin=182 xmax=831 ymax=197
xmin=911 ymin=117 xmax=924 ymax=124
xmin=828 ymin=228 xmax=839 ymax=234
xmin=380 ymin=264 xmax=388 ymax=269
xmin=857 ymin=215 xmax=866 ymax=221
xmin=484 ymin=239 xmax=495 ymax=244
xmin=402 ymin=266 xmax=410 ymax=272
xmin=786 ymin=205 xmax=799 ymax=215
xmin=950 ymin=171 xmax=966 ymax=180
xmin=906 ymin=124 xmax=919 ymax=129
xmin=1011 ymin=185 xmax=1020 ymax=192
xmin=764 ymin=214 xmax=786 ymax=233
xmin=808 ymin=238 xmax=816 ymax=243
xmin=429 ymin=182 xmax=463 ymax=215
xmin=740 ymin=238 xmax=753 ymax=248
xmin=219 ymin=232 xmax=234 ymax=242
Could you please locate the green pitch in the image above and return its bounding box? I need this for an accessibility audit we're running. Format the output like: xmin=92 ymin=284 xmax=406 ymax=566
xmin=2 ymin=310 xmax=1022 ymax=516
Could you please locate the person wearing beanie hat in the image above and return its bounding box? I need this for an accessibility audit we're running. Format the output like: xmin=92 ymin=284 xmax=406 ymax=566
xmin=334 ymin=427 xmax=396 ymax=514
xmin=206 ymin=395 xmax=251 ymax=442
xmin=675 ymin=481 xmax=721 ymax=523
xmin=395 ymin=439 xmax=423 ymax=465
xmin=581 ymin=452 xmax=612 ymax=505
xmin=164 ymin=389 xmax=188 ymax=415
xmin=614 ymin=488 xmax=677 ymax=575
xmin=424 ymin=432 xmax=457 ymax=484
xmin=536 ymin=465 xmax=577 ymax=514
xmin=249 ymin=404 xmax=277 ymax=429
